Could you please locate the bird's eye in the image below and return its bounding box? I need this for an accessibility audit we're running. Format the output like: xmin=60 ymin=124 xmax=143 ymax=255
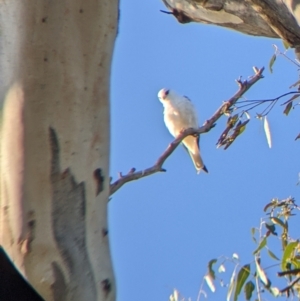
xmin=165 ymin=89 xmax=170 ymax=96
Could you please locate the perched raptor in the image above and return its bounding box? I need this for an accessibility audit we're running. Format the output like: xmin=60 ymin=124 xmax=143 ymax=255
xmin=158 ymin=88 xmax=208 ymax=174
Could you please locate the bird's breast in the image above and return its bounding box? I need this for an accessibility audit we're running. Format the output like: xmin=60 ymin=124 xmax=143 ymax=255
xmin=164 ymin=110 xmax=189 ymax=137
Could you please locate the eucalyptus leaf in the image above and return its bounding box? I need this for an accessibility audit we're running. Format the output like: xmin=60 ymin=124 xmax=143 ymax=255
xmin=234 ymin=264 xmax=250 ymax=301
xmin=282 ymin=93 xmax=300 ymax=105
xmin=218 ymin=264 xmax=226 ymax=273
xmin=269 ymin=54 xmax=276 ymax=73
xmin=267 ymin=249 xmax=280 ymax=261
xmin=253 ymin=236 xmax=267 ymax=255
xmin=271 ymin=217 xmax=286 ymax=229
xmin=265 ymin=223 xmax=277 ymax=235
xmin=263 ymin=202 xmax=274 ymax=212
xmin=244 ymin=281 xmax=255 ymax=300
xmin=204 ymin=274 xmax=216 ymax=292
xmin=281 ymin=241 xmax=299 ymax=271
xmin=283 ymin=102 xmax=292 ymax=116
xmin=264 ymin=116 xmax=272 ymax=148
xmin=227 ymin=268 xmax=236 ymax=301
xmin=255 ymin=258 xmax=270 ymax=287
xmin=282 ymin=39 xmax=290 ymax=49
xmin=270 ymin=287 xmax=280 ymax=297
xmin=289 ymin=79 xmax=300 ymax=89
xmin=208 ymin=259 xmax=217 ymax=279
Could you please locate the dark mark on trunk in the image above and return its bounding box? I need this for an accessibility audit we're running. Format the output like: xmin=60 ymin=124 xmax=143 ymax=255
xmin=101 ymin=278 xmax=111 ymax=297
xmin=93 ymin=168 xmax=104 ymax=196
xmin=49 ymin=127 xmax=97 ymax=300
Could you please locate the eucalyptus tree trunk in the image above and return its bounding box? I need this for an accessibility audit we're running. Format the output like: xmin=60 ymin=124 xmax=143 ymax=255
xmin=0 ymin=0 xmax=118 ymax=300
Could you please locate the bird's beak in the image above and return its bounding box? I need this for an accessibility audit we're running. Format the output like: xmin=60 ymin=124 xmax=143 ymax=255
xmin=158 ymin=88 xmax=169 ymax=101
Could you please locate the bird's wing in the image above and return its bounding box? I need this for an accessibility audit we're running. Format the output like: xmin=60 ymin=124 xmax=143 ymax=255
xmin=179 ymin=97 xmax=198 ymax=126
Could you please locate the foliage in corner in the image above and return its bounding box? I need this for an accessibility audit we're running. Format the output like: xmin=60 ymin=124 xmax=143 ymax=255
xmin=203 ymin=197 xmax=300 ymax=301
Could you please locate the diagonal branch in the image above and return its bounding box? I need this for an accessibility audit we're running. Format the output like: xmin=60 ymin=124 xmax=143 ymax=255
xmin=109 ymin=67 xmax=264 ymax=196
xmin=279 ymin=276 xmax=300 ymax=294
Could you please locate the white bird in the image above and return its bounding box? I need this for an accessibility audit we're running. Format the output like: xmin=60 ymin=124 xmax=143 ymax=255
xmin=158 ymin=88 xmax=208 ymax=174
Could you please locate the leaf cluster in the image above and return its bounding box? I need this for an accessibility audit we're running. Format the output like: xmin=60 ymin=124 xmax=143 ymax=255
xmin=216 ymin=44 xmax=300 ymax=150
xmin=203 ymin=197 xmax=300 ymax=301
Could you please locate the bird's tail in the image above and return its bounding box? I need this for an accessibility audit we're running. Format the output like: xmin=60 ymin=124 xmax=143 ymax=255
xmin=183 ymin=135 xmax=208 ymax=174
xmin=188 ymin=150 xmax=208 ymax=174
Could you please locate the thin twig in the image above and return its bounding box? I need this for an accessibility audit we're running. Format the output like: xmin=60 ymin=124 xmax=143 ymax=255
xmin=280 ymin=276 xmax=300 ymax=294
xmin=196 ymin=278 xmax=206 ymax=301
xmin=109 ymin=67 xmax=264 ymax=196
xmin=255 ymin=272 xmax=262 ymax=301
xmin=261 ymin=98 xmax=278 ymax=116
xmin=234 ymin=91 xmax=300 ymax=111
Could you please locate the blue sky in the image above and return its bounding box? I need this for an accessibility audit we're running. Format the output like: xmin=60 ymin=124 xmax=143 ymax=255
xmin=109 ymin=1 xmax=300 ymax=300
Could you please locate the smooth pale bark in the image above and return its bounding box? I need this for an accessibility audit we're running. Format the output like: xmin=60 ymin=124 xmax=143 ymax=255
xmin=161 ymin=0 xmax=300 ymax=47
xmin=0 ymin=0 xmax=118 ymax=300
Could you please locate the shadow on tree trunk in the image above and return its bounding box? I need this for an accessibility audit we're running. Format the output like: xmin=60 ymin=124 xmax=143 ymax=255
xmin=0 ymin=246 xmax=45 ymax=301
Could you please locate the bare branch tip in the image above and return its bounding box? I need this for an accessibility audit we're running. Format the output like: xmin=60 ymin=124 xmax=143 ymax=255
xmin=235 ymin=77 xmax=243 ymax=88
xmin=258 ymin=66 xmax=265 ymax=75
xmin=252 ymin=66 xmax=259 ymax=74
xmin=128 ymin=167 xmax=136 ymax=175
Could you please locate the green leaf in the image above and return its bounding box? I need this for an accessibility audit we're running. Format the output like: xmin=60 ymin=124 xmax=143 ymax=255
xmin=234 ymin=264 xmax=250 ymax=301
xmin=239 ymin=124 xmax=246 ymax=134
xmin=282 ymin=39 xmax=290 ymax=49
xmin=208 ymin=259 xmax=217 ymax=279
xmin=264 ymin=116 xmax=272 ymax=148
xmin=270 ymin=287 xmax=280 ymax=297
xmin=253 ymin=236 xmax=267 ymax=255
xmin=255 ymin=258 xmax=270 ymax=287
xmin=251 ymin=228 xmax=257 ymax=243
xmin=271 ymin=217 xmax=286 ymax=229
xmin=291 ymin=258 xmax=300 ymax=269
xmin=169 ymin=290 xmax=179 ymax=301
xmin=244 ymin=111 xmax=250 ymax=120
xmin=283 ymin=102 xmax=293 ymax=116
xmin=204 ymin=274 xmax=216 ymax=292
xmin=289 ymin=79 xmax=300 ymax=89
xmin=282 ymin=93 xmax=300 ymax=105
xmin=218 ymin=264 xmax=226 ymax=273
xmin=281 ymin=241 xmax=299 ymax=271
xmin=227 ymin=268 xmax=236 ymax=301
xmin=265 ymin=223 xmax=277 ymax=235
xmin=244 ymin=281 xmax=255 ymax=300
xmin=263 ymin=202 xmax=273 ymax=212
xmin=227 ymin=114 xmax=239 ymax=127
xmin=267 ymin=249 xmax=280 ymax=261
xmin=269 ymin=54 xmax=276 ymax=73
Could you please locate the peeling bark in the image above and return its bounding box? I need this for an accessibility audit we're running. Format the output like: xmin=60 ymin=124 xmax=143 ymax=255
xmin=0 ymin=1 xmax=118 ymax=300
xmin=161 ymin=0 xmax=300 ymax=46
xmin=49 ymin=128 xmax=97 ymax=300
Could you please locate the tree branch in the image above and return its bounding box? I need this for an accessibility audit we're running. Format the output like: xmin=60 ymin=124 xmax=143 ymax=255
xmin=280 ymin=276 xmax=300 ymax=294
xmin=109 ymin=67 xmax=264 ymax=196
xmin=245 ymin=0 xmax=300 ymax=47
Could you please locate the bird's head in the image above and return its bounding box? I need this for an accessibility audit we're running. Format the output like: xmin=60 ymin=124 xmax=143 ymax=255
xmin=158 ymin=88 xmax=176 ymax=103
